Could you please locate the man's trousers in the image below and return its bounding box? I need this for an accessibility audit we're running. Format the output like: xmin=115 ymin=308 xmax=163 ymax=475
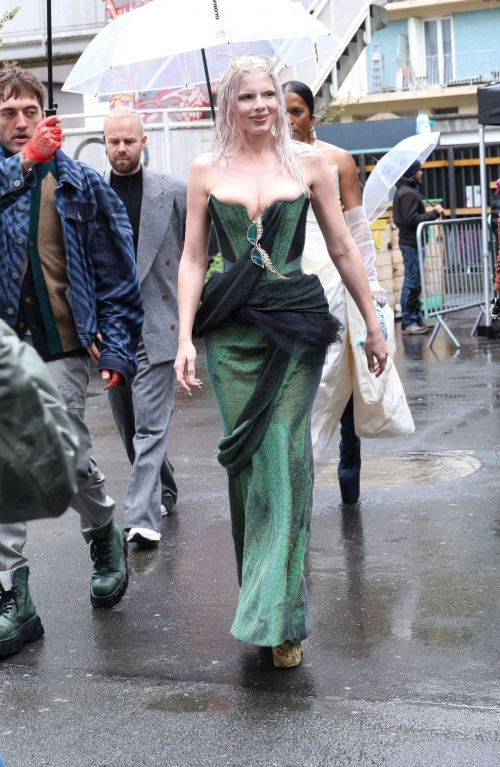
xmin=0 ymin=354 xmax=115 ymax=590
xmin=400 ymin=244 xmax=424 ymax=329
xmin=107 ymin=340 xmax=176 ymax=533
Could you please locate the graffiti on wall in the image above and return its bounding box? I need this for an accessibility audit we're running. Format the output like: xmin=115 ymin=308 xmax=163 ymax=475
xmin=103 ymin=1 xmax=149 ymax=19
xmin=103 ymin=0 xmax=215 ymax=122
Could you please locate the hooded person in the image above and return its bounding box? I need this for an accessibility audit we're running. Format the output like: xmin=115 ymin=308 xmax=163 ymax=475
xmin=490 ymin=177 xmax=500 ymax=252
xmin=392 ymin=160 xmax=444 ymax=334
xmin=491 ymin=178 xmax=500 ymax=295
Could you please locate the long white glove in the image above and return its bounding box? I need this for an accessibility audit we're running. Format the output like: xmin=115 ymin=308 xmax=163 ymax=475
xmin=345 ymin=206 xmax=387 ymax=306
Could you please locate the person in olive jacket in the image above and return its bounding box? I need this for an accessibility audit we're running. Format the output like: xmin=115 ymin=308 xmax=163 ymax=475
xmin=393 ymin=160 xmax=444 ymax=335
xmin=0 ymin=320 xmax=78 ymax=524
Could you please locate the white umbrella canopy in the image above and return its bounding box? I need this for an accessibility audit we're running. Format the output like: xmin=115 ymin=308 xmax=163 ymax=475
xmin=62 ymin=0 xmax=342 ymax=97
xmin=362 ymin=132 xmax=441 ymax=223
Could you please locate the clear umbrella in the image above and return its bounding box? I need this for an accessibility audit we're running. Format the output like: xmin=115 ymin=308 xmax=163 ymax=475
xmin=362 ymin=132 xmax=441 ymax=223
xmin=62 ymin=0 xmax=342 ymax=119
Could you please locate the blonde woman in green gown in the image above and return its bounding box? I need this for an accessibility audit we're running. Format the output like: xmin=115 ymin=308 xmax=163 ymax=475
xmin=174 ymin=56 xmax=388 ymax=669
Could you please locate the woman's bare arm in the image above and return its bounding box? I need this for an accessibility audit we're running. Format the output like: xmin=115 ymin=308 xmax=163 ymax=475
xmin=316 ymin=141 xmax=361 ymax=211
xmin=306 ymin=152 xmax=388 ymax=375
xmin=336 ymin=150 xmax=362 ymax=211
xmin=175 ymin=157 xmax=212 ymax=392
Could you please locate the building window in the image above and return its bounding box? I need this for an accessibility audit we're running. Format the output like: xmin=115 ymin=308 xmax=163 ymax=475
xmin=424 ymin=17 xmax=453 ymax=86
xmin=433 ymin=107 xmax=459 ymax=115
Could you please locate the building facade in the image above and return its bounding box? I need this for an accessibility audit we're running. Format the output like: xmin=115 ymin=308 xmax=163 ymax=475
xmin=326 ymin=0 xmax=500 ymax=219
xmin=335 ymin=0 xmax=500 ymax=137
xmin=0 ymin=0 xmax=107 ymax=115
xmin=0 ymin=0 xmax=387 ymax=117
xmin=0 ymin=0 xmax=387 ymax=176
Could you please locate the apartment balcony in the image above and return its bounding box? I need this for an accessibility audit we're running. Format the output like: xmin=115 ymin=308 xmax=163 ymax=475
xmin=386 ymin=0 xmax=491 ymax=22
xmin=369 ymin=49 xmax=500 ymax=93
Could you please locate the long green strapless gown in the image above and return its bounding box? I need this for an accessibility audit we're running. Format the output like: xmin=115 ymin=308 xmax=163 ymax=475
xmin=198 ymin=193 xmax=341 ymax=648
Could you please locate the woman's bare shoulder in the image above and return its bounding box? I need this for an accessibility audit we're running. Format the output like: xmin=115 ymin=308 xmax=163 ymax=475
xmin=316 ymin=140 xmax=354 ymax=167
xmin=189 ymin=153 xmax=220 ymax=194
xmin=191 ymin=152 xmax=215 ymax=171
xmin=295 ymin=142 xmax=330 ymax=172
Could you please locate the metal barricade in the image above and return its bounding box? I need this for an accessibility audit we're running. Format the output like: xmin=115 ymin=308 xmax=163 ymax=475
xmin=416 ymin=217 xmax=494 ymax=349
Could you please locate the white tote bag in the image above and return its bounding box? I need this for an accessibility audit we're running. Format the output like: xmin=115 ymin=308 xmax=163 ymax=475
xmin=303 ymin=210 xmax=414 ymax=457
xmin=345 ymin=292 xmax=415 ymax=439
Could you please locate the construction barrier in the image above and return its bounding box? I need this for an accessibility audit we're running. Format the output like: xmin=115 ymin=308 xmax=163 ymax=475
xmin=416 ymin=217 xmax=495 ymax=349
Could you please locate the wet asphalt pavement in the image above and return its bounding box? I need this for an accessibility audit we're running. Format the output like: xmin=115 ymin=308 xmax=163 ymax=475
xmin=2 ymin=311 xmax=500 ymax=766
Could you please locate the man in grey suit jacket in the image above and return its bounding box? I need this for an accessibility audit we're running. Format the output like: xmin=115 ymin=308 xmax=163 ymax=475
xmin=104 ymin=108 xmax=186 ymax=546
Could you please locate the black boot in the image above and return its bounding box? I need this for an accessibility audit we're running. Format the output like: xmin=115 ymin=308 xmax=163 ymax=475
xmin=338 ymin=396 xmax=361 ymax=505
xmin=0 ymin=567 xmax=44 ymax=658
xmin=90 ymin=522 xmax=129 ymax=608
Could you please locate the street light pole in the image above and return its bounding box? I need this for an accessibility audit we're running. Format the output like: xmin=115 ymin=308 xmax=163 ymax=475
xmin=46 ymin=0 xmax=57 ymax=115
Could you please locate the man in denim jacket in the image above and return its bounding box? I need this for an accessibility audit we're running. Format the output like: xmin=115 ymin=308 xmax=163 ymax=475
xmin=0 ymin=63 xmax=143 ymax=658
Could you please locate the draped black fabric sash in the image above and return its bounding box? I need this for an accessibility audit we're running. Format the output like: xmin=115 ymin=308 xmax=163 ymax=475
xmin=195 ymin=251 xmax=343 ymax=476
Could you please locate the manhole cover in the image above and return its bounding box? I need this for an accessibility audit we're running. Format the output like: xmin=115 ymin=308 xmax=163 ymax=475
xmin=315 ymin=451 xmax=481 ymax=488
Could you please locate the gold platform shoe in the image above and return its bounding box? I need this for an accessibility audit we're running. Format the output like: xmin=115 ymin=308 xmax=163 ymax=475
xmin=272 ymin=641 xmax=303 ymax=669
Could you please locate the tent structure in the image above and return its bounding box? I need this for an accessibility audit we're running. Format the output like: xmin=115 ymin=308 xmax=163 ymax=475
xmin=477 ymin=83 xmax=500 ymax=328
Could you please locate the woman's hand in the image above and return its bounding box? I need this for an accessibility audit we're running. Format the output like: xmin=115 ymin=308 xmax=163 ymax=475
xmin=364 ymin=327 xmax=389 ymax=378
xmin=174 ymin=340 xmax=203 ymax=394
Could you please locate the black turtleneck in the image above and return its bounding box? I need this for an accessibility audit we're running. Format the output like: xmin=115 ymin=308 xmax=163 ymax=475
xmin=110 ymin=166 xmax=143 ymax=256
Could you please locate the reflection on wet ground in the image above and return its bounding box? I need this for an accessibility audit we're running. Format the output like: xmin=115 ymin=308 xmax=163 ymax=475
xmin=397 ymin=312 xmax=500 ymax=363
xmin=316 ymin=451 xmax=482 ymax=488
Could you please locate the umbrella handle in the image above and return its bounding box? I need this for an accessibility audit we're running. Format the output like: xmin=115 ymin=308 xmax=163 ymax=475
xmin=201 ymin=48 xmax=216 ymax=124
xmin=46 ymin=0 xmax=57 ymax=115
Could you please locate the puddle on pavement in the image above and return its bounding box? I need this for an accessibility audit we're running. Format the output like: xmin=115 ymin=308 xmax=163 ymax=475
xmin=412 ymin=625 xmax=474 ymax=647
xmin=147 ymin=692 xmax=311 ymax=715
xmin=315 ymin=451 xmax=482 ymax=488
xmin=148 ymin=695 xmax=236 ymax=713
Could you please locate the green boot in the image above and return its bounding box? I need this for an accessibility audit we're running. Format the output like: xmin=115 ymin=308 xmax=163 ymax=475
xmin=90 ymin=522 xmax=128 ymax=608
xmin=0 ymin=567 xmax=44 ymax=658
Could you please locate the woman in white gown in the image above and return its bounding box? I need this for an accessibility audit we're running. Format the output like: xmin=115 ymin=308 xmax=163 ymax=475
xmin=283 ymin=81 xmax=414 ymax=504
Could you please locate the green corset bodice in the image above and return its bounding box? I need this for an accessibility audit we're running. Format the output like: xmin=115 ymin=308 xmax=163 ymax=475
xmin=208 ymin=193 xmax=309 ymax=279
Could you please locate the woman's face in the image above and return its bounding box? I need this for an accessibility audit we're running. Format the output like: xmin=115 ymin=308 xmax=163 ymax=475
xmin=284 ymin=90 xmax=314 ymax=143
xmin=237 ymin=73 xmax=278 ymax=135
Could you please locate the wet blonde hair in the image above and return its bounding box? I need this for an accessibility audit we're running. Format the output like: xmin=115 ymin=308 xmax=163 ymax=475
xmin=211 ymin=55 xmax=309 ymax=196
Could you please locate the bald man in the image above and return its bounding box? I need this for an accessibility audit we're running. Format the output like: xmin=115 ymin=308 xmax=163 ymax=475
xmin=104 ymin=108 xmax=187 ymax=546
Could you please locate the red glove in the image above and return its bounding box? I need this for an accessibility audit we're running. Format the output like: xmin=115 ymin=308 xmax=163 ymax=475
xmin=102 ymin=370 xmax=125 ymax=391
xmin=20 ymin=116 xmax=63 ymax=164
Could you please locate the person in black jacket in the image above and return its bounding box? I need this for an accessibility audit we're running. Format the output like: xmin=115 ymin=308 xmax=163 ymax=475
xmin=490 ymin=179 xmax=500 ymax=245
xmin=393 ymin=160 xmax=444 ymax=334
